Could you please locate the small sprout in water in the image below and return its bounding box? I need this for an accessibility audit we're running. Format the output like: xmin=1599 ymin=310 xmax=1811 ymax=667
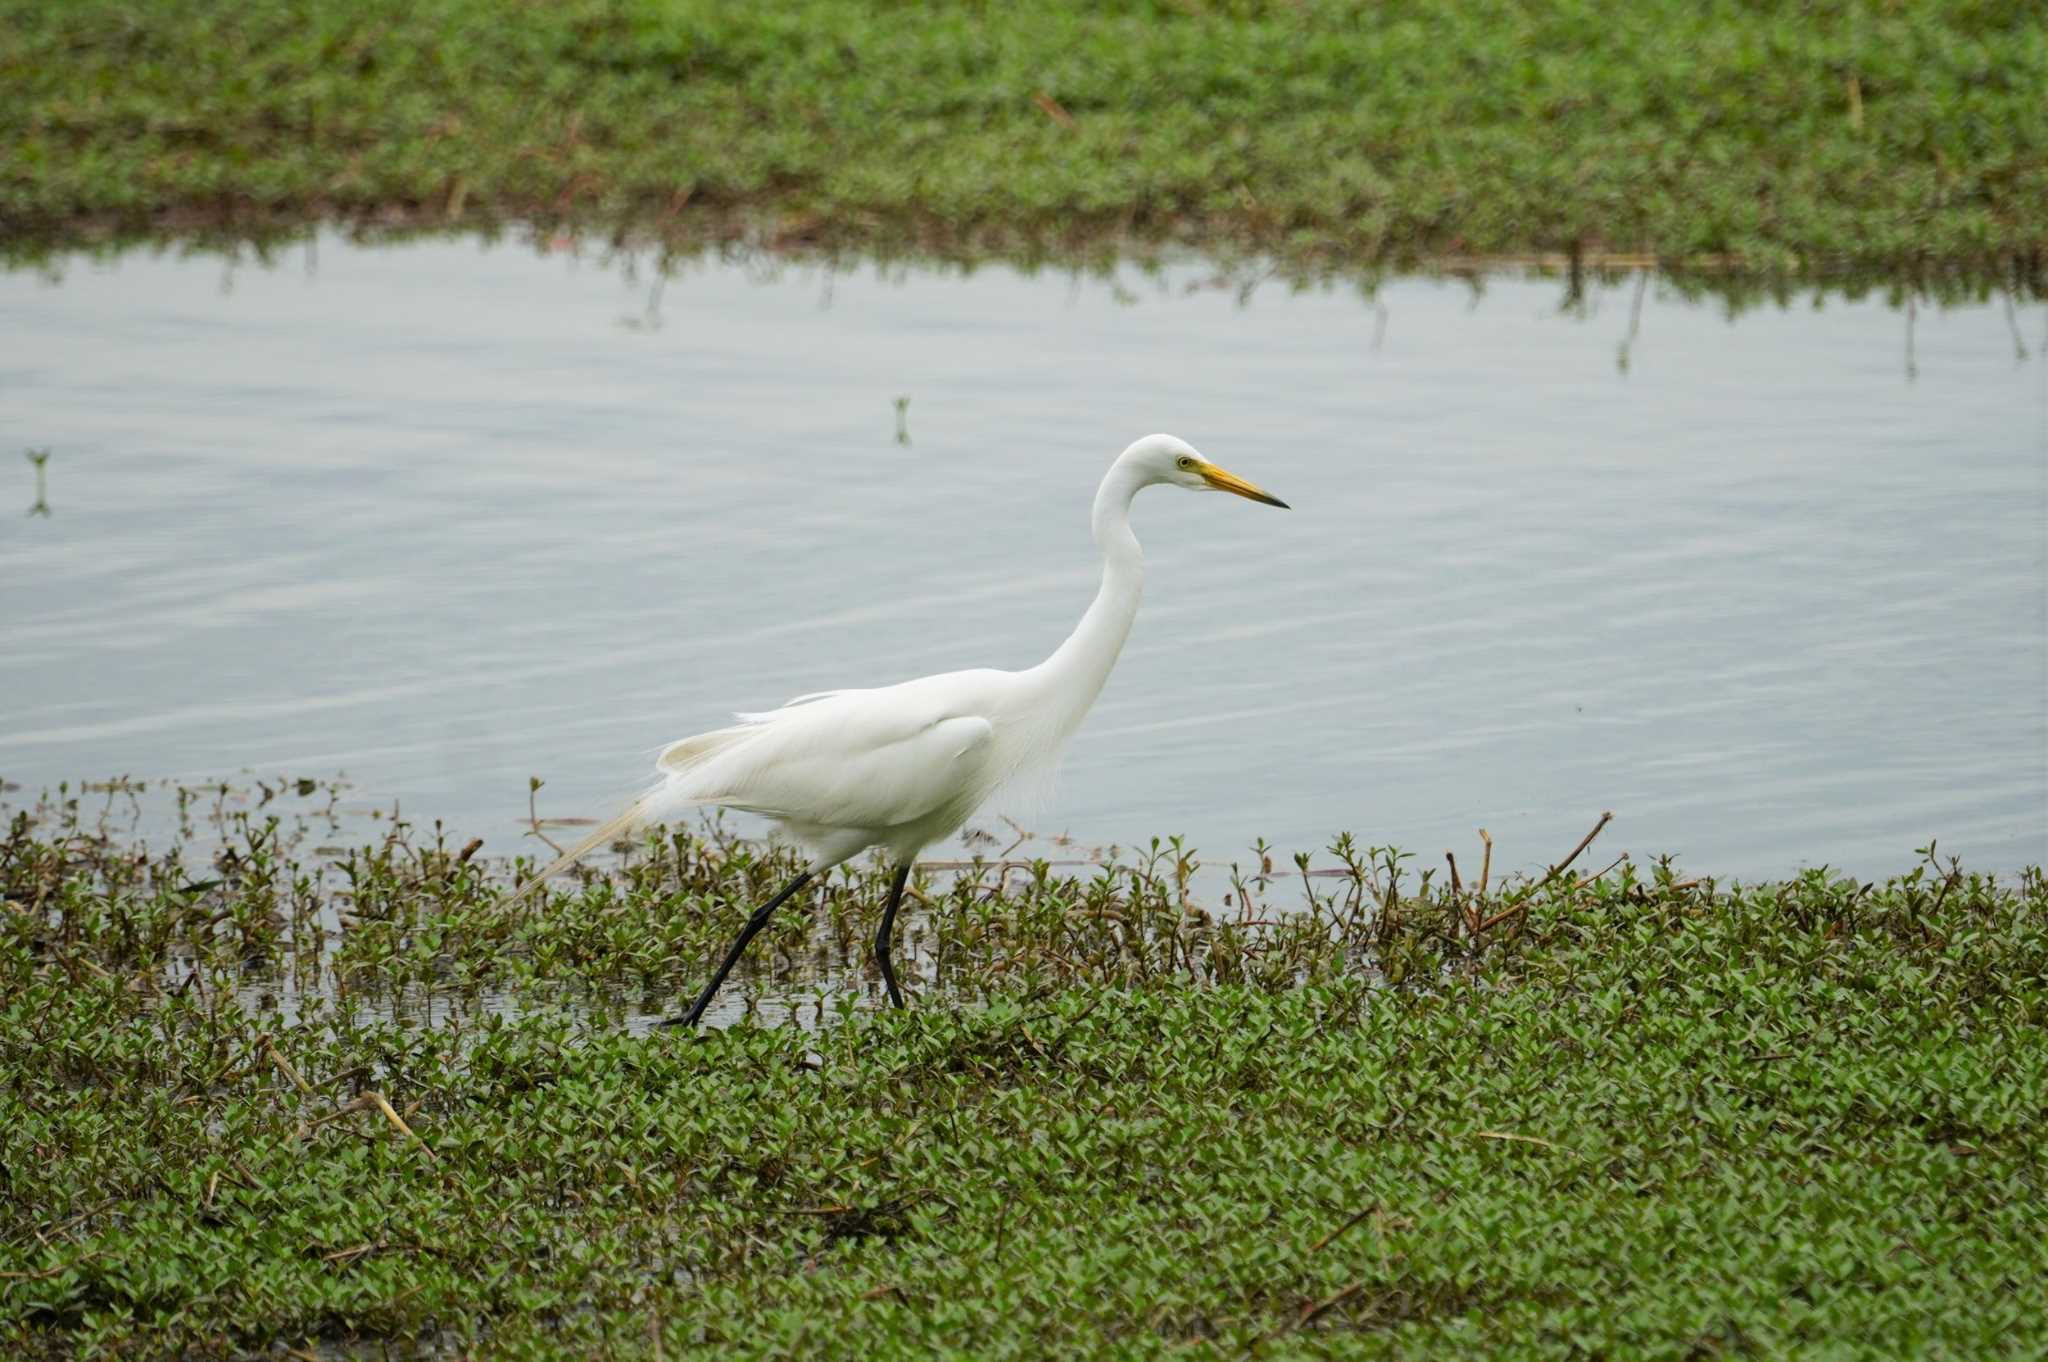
xmin=527 ymin=775 xmax=564 ymax=854
xmin=25 ymin=447 xmax=51 ymax=517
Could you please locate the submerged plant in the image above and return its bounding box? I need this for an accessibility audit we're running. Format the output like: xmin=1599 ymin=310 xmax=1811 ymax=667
xmin=23 ymin=448 xmax=49 ymax=517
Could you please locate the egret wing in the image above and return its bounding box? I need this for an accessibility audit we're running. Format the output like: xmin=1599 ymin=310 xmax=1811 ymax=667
xmin=693 ymin=688 xmax=998 ymax=831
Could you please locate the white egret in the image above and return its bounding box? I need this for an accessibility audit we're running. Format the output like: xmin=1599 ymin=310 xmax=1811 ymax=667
xmin=511 ymin=433 xmax=1288 ymax=1025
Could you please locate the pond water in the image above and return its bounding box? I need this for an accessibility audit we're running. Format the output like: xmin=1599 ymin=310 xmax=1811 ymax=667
xmin=2 ymin=234 xmax=2043 ymax=881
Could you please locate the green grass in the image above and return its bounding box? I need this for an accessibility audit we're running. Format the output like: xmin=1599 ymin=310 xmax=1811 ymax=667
xmin=3 ymin=0 xmax=2046 ymax=281
xmin=3 ymin=783 xmax=2045 ymax=1358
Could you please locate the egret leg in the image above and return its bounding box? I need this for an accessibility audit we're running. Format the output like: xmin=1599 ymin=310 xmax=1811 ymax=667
xmin=873 ymin=864 xmax=911 ymax=1009
xmin=663 ymin=870 xmax=814 ymax=1028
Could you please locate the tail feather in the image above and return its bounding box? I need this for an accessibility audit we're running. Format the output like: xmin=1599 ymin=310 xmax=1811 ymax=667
xmin=508 ymin=796 xmax=652 ymax=906
xmin=510 ymin=721 xmax=760 ymax=906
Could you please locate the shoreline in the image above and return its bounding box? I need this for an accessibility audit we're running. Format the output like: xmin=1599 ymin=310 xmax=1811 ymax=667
xmin=8 ymin=201 xmax=2041 ymax=303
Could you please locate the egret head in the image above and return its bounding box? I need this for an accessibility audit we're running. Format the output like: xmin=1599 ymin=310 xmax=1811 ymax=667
xmin=1121 ymin=433 xmax=1289 ymax=508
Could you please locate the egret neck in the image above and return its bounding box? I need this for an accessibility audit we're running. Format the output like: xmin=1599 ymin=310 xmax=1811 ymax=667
xmin=1024 ymin=455 xmax=1148 ymax=738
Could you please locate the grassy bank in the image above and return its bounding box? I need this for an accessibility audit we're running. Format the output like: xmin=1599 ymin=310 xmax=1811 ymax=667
xmin=3 ymin=786 xmax=2045 ymax=1358
xmin=4 ymin=0 xmax=2046 ymax=280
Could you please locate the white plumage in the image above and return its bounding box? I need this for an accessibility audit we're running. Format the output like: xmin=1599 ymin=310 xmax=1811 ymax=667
xmin=510 ymin=433 xmax=1288 ymax=1022
xmin=654 ymin=678 xmax=1002 ymax=868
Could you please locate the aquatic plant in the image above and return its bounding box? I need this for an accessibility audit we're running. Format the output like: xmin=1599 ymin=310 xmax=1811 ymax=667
xmin=2 ymin=781 xmax=2043 ymax=1358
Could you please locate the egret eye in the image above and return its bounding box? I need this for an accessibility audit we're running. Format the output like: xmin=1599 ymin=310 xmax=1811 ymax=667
xmin=1176 ymin=456 xmax=1194 ymax=470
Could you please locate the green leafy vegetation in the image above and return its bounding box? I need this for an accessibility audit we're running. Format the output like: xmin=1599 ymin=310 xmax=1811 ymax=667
xmin=3 ymin=0 xmax=2045 ymax=281
xmin=3 ymin=782 xmax=2044 ymax=1358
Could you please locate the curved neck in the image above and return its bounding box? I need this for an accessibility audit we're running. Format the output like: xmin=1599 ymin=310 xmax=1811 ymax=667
xmin=1028 ymin=460 xmax=1146 ymax=733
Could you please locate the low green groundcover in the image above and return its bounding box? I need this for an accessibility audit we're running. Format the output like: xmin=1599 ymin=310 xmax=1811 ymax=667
xmin=4 ymin=0 xmax=2046 ymax=277
xmin=2 ymin=791 xmax=2043 ymax=1358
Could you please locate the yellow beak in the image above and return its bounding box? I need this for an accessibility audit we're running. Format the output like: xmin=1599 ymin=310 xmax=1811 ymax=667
xmin=1196 ymin=461 xmax=1290 ymax=509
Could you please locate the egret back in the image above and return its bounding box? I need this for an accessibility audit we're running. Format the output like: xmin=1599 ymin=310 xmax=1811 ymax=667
xmin=646 ymin=670 xmax=1014 ymax=864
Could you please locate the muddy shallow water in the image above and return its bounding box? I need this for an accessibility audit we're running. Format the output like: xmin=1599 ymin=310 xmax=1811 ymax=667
xmin=2 ymin=235 xmax=2043 ymax=879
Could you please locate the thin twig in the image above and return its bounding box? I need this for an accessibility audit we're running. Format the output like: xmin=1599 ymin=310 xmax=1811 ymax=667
xmin=21 ymin=1198 xmax=116 ymax=1250
xmin=1536 ymin=811 xmax=1614 ymax=894
xmin=1031 ymin=90 xmax=1076 ymax=128
xmin=917 ymin=858 xmax=1095 ymax=872
xmin=1474 ymin=1129 xmax=1559 ymax=1150
xmin=1570 ymin=853 xmax=1629 ymax=894
xmin=1476 ymin=812 xmax=1612 ymax=933
xmin=1474 ymin=901 xmax=1522 ymax=934
xmin=365 ymin=1092 xmax=433 ymax=1156
xmin=262 ymin=1033 xmax=314 ymax=1097
xmin=1299 ymin=1280 xmax=1366 ymax=1327
xmin=1309 ymin=1204 xmax=1378 ymax=1254
xmin=303 ymin=1092 xmax=435 ymax=1159
xmin=1474 ymin=1129 xmax=1583 ymax=1159
xmin=1449 ymin=849 xmax=1480 ymax=935
xmin=1930 ymin=851 xmax=1963 ymax=916
xmin=997 ymin=815 xmax=1034 ymax=861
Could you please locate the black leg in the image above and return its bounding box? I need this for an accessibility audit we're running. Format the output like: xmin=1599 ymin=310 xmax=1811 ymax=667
xmin=662 ymin=870 xmax=814 ymax=1028
xmin=873 ymin=864 xmax=911 ymax=1009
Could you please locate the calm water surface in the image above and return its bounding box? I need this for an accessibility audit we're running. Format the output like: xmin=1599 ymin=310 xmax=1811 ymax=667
xmin=2 ymin=236 xmax=2043 ymax=879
